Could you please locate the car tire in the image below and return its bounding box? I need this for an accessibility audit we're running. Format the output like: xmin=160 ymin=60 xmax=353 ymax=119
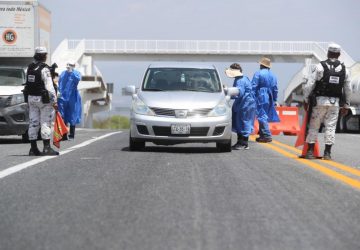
xmin=216 ymin=140 xmax=232 ymax=152
xmin=129 ymin=134 xmax=145 ymax=151
xmin=21 ymin=131 xmax=29 ymax=143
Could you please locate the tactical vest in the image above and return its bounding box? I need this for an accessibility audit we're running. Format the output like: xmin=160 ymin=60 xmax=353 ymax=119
xmin=313 ymin=59 xmax=346 ymax=98
xmin=25 ymin=62 xmax=48 ymax=96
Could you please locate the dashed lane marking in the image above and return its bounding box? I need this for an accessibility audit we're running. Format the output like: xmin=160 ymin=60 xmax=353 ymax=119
xmin=0 ymin=131 xmax=122 ymax=179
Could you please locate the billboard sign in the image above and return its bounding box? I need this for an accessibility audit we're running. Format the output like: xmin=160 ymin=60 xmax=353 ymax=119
xmin=0 ymin=4 xmax=35 ymax=57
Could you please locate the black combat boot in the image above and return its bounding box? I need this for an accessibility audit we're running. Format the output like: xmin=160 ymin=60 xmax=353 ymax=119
xmin=69 ymin=125 xmax=76 ymax=140
xmin=323 ymin=144 xmax=332 ymax=160
xmin=42 ymin=139 xmax=59 ymax=156
xmin=29 ymin=140 xmax=42 ymax=156
xmin=305 ymin=143 xmax=316 ymax=159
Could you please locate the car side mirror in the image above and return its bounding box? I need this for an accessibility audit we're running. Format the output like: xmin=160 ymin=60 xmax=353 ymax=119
xmin=122 ymin=85 xmax=136 ymax=96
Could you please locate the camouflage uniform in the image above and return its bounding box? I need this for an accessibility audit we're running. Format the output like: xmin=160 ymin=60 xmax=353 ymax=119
xmin=303 ymin=60 xmax=351 ymax=145
xmin=28 ymin=66 xmax=57 ymax=140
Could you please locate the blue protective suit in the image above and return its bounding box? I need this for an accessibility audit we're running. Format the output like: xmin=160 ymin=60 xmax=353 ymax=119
xmin=251 ymin=68 xmax=280 ymax=138
xmin=58 ymin=70 xmax=82 ymax=126
xmin=231 ymin=76 xmax=257 ymax=137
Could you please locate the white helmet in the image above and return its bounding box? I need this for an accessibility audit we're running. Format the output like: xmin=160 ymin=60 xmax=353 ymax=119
xmin=328 ymin=43 xmax=341 ymax=53
xmin=35 ymin=46 xmax=47 ymax=54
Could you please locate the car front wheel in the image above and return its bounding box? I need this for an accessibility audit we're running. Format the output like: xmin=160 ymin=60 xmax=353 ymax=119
xmin=216 ymin=140 xmax=232 ymax=152
xmin=129 ymin=134 xmax=145 ymax=151
xmin=22 ymin=131 xmax=29 ymax=143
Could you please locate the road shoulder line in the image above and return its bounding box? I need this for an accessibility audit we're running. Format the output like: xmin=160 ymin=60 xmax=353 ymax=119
xmin=0 ymin=131 xmax=122 ymax=179
xmin=260 ymin=141 xmax=360 ymax=190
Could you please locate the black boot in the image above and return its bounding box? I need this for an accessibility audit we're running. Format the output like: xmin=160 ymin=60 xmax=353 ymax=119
xmin=232 ymin=134 xmax=244 ymax=150
xmin=323 ymin=144 xmax=332 ymax=160
xmin=69 ymin=125 xmax=75 ymax=140
xmin=29 ymin=140 xmax=42 ymax=156
xmin=305 ymin=143 xmax=316 ymax=159
xmin=42 ymin=139 xmax=59 ymax=156
xmin=242 ymin=136 xmax=249 ymax=150
xmin=62 ymin=133 xmax=69 ymax=141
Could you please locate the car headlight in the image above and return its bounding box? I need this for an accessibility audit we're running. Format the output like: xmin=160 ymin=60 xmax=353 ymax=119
xmin=132 ymin=97 xmax=154 ymax=116
xmin=7 ymin=94 xmax=25 ymax=106
xmin=208 ymin=100 xmax=229 ymax=117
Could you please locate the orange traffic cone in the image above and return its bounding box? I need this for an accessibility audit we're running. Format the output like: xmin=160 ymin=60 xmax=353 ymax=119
xmin=295 ymin=111 xmax=321 ymax=158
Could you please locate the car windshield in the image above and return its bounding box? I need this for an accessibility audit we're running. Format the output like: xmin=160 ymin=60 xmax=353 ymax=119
xmin=0 ymin=68 xmax=25 ymax=86
xmin=142 ymin=68 xmax=221 ymax=92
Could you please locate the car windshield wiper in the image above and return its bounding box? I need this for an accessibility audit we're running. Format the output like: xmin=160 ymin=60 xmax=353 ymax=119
xmin=144 ymin=88 xmax=164 ymax=91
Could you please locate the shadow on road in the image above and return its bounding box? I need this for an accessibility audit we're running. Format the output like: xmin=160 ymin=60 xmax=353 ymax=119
xmin=9 ymin=154 xmax=32 ymax=157
xmin=122 ymin=146 xmax=226 ymax=154
xmin=0 ymin=138 xmax=25 ymax=144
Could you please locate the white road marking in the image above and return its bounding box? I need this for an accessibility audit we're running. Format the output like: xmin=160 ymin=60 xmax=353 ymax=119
xmin=81 ymin=157 xmax=102 ymax=160
xmin=0 ymin=131 xmax=122 ymax=179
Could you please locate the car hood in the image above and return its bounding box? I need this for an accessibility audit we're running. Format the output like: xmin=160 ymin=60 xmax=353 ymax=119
xmin=0 ymin=86 xmax=23 ymax=96
xmin=138 ymin=91 xmax=225 ymax=109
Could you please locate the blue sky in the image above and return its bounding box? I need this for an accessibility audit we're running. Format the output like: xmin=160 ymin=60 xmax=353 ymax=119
xmin=41 ymin=0 xmax=360 ymax=105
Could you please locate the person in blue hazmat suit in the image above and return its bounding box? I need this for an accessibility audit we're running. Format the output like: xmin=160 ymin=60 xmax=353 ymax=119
xmin=225 ymin=63 xmax=256 ymax=150
xmin=58 ymin=61 xmax=82 ymax=140
xmin=251 ymin=57 xmax=280 ymax=143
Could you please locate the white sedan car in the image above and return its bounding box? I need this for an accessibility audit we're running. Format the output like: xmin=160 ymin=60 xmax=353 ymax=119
xmin=125 ymin=63 xmax=238 ymax=152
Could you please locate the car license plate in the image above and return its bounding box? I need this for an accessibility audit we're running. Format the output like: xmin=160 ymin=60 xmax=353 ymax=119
xmin=171 ymin=124 xmax=190 ymax=134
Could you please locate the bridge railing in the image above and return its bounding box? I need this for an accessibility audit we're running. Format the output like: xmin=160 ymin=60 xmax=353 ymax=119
xmin=61 ymin=39 xmax=355 ymax=66
xmin=64 ymin=40 xmax=330 ymax=55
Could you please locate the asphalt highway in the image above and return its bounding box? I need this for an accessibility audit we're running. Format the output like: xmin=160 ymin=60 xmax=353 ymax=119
xmin=0 ymin=129 xmax=360 ymax=250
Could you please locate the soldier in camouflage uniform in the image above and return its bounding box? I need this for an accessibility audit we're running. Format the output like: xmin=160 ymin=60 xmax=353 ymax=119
xmin=303 ymin=43 xmax=351 ymax=160
xmin=24 ymin=47 xmax=59 ymax=156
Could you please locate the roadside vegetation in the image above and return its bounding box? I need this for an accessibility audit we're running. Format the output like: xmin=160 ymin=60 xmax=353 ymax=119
xmin=93 ymin=115 xmax=130 ymax=129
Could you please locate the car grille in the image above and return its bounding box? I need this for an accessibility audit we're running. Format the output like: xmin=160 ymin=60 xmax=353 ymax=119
xmin=150 ymin=108 xmax=175 ymax=116
xmin=152 ymin=126 xmax=209 ymax=137
xmin=150 ymin=107 xmax=212 ymax=117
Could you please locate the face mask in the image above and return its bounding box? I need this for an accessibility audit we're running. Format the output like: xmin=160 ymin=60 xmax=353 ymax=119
xmin=66 ymin=66 xmax=74 ymax=72
xmin=66 ymin=63 xmax=75 ymax=72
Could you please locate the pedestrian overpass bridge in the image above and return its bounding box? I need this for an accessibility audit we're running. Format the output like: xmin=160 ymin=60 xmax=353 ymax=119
xmin=51 ymin=39 xmax=358 ymax=127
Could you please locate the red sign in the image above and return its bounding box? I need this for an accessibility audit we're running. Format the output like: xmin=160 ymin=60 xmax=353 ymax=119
xmin=2 ymin=29 xmax=17 ymax=45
